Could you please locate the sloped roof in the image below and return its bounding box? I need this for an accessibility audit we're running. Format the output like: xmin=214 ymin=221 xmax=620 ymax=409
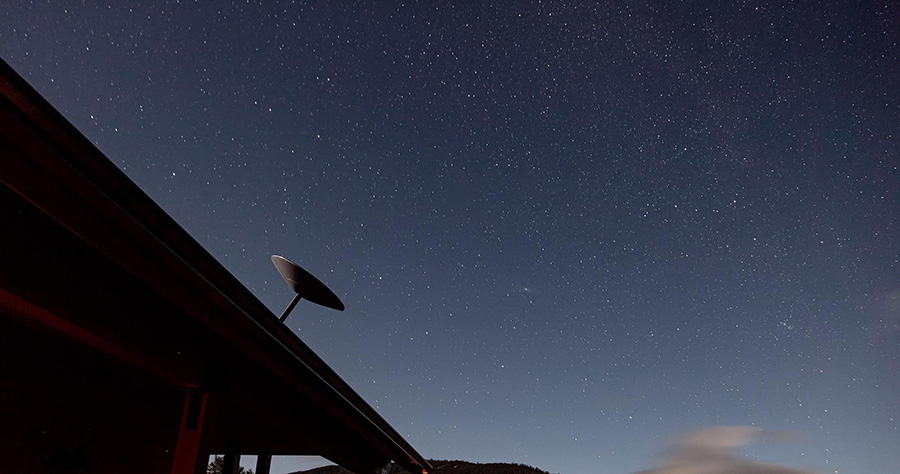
xmin=0 ymin=57 xmax=431 ymax=474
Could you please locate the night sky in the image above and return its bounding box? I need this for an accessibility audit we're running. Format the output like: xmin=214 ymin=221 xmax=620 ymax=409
xmin=2 ymin=2 xmax=899 ymax=474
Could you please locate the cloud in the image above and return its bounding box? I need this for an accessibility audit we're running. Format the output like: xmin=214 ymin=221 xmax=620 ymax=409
xmin=633 ymin=426 xmax=817 ymax=474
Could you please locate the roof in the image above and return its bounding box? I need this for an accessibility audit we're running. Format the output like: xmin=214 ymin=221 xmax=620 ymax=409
xmin=0 ymin=57 xmax=431 ymax=474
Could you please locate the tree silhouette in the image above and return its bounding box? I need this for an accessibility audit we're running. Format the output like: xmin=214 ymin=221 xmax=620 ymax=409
xmin=207 ymin=455 xmax=254 ymax=474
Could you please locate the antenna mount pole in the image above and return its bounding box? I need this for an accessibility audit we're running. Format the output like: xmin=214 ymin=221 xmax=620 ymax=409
xmin=280 ymin=293 xmax=302 ymax=322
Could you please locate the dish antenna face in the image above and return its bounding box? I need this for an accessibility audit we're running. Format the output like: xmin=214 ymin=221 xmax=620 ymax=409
xmin=272 ymin=255 xmax=344 ymax=322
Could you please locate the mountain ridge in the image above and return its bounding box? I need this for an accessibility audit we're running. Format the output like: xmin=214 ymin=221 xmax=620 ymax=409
xmin=289 ymin=459 xmax=554 ymax=474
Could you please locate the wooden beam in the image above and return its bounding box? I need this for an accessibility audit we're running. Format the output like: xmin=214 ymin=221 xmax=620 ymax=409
xmin=170 ymin=391 xmax=209 ymax=474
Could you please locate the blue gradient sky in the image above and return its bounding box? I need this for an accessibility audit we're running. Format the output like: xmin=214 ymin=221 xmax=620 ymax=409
xmin=2 ymin=2 xmax=898 ymax=473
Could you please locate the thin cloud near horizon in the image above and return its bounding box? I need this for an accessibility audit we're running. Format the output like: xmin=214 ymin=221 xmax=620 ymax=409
xmin=633 ymin=426 xmax=818 ymax=474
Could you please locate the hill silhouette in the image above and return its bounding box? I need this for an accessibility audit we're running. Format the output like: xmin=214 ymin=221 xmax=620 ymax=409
xmin=289 ymin=460 xmax=553 ymax=474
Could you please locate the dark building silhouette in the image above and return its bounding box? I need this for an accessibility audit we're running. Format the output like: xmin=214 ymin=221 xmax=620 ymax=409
xmin=0 ymin=58 xmax=431 ymax=474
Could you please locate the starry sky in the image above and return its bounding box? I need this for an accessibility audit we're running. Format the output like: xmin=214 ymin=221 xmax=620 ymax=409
xmin=2 ymin=1 xmax=899 ymax=474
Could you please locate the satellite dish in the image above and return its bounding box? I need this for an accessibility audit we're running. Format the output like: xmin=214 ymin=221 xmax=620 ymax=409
xmin=271 ymin=255 xmax=344 ymax=322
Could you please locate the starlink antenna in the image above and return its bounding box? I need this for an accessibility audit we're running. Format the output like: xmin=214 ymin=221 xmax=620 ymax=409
xmin=271 ymin=255 xmax=344 ymax=322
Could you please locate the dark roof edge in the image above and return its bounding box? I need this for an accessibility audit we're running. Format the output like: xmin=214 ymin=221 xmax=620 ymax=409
xmin=0 ymin=57 xmax=432 ymax=474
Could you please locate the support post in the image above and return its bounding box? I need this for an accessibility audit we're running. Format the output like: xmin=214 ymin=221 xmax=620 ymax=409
xmin=170 ymin=391 xmax=209 ymax=474
xmin=256 ymin=454 xmax=273 ymax=474
xmin=221 ymin=441 xmax=241 ymax=474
